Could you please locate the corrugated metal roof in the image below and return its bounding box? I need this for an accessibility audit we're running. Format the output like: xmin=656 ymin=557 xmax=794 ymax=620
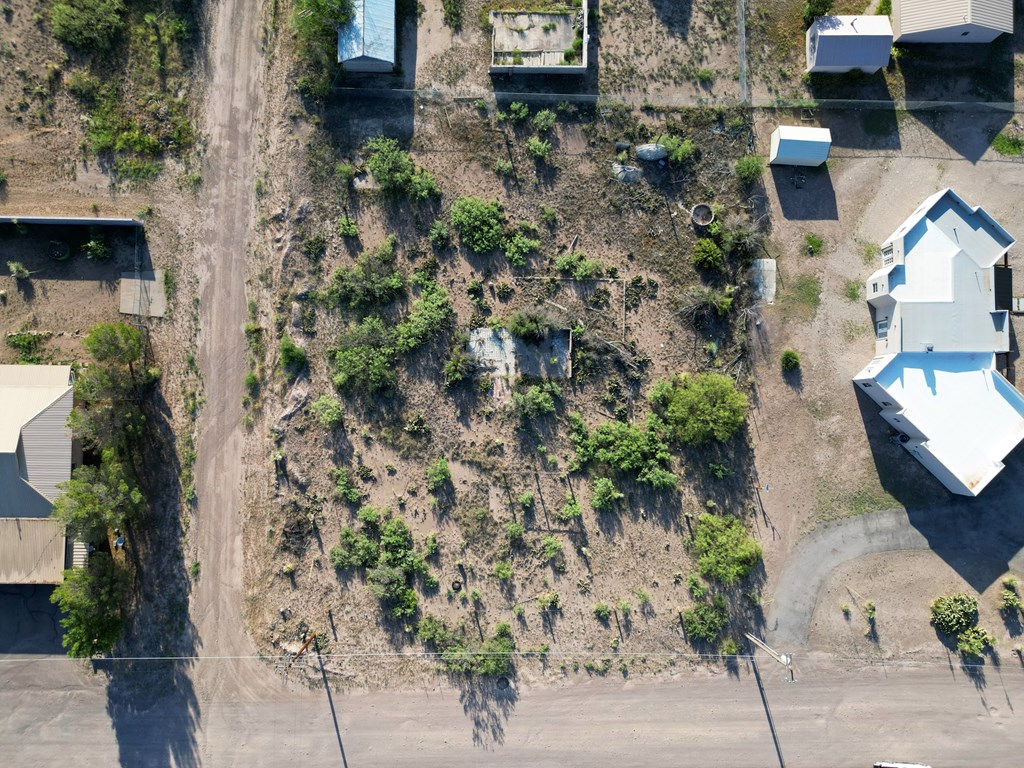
xmin=896 ymin=0 xmax=1013 ymax=35
xmin=0 ymin=518 xmax=66 ymax=584
xmin=769 ymin=126 xmax=832 ymax=166
xmin=337 ymin=0 xmax=396 ymax=66
xmin=0 ymin=365 xmax=73 ymax=519
xmin=807 ymin=16 xmax=892 ymax=69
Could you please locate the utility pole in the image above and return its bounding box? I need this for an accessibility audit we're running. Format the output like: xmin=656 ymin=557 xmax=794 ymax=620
xmin=745 ymin=632 xmax=795 ymax=682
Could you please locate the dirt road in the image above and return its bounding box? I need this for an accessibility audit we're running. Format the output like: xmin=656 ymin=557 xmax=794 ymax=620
xmin=191 ymin=0 xmax=273 ymax=701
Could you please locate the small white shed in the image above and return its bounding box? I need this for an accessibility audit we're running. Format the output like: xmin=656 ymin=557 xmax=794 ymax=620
xmin=806 ymin=16 xmax=893 ymax=73
xmin=768 ymin=126 xmax=832 ymax=167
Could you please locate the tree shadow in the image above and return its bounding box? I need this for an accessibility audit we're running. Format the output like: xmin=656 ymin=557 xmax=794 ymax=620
xmin=769 ymin=164 xmax=837 ymax=221
xmin=455 ymin=675 xmax=519 ymax=749
xmin=782 ymin=365 xmax=803 ymax=392
xmin=817 ymin=107 xmax=901 ymax=151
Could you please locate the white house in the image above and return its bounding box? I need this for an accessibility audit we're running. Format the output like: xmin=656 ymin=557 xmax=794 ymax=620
xmin=0 ymin=365 xmax=77 ymax=584
xmin=337 ymin=0 xmax=396 ymax=73
xmin=892 ymin=0 xmax=1013 ymax=43
xmin=853 ymin=189 xmax=1023 ymax=496
xmin=768 ymin=126 xmax=832 ymax=167
xmin=806 ymin=16 xmax=893 ymax=73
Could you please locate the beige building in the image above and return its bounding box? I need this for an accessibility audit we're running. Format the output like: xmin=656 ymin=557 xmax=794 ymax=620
xmin=0 ymin=365 xmax=78 ymax=584
xmin=893 ymin=0 xmax=1013 ymax=43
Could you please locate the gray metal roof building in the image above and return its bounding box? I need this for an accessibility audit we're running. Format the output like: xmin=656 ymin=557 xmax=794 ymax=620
xmin=806 ymin=16 xmax=893 ymax=73
xmin=893 ymin=0 xmax=1013 ymax=43
xmin=337 ymin=0 xmax=396 ymax=73
xmin=0 ymin=365 xmax=74 ymax=584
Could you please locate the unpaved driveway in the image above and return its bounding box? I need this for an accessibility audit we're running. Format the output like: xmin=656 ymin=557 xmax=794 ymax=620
xmin=192 ymin=0 xmax=275 ymax=701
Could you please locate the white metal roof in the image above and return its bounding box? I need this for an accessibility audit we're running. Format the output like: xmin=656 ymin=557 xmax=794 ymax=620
xmin=896 ymin=0 xmax=1013 ymax=35
xmin=769 ymin=126 xmax=832 ymax=166
xmin=337 ymin=0 xmax=396 ymax=66
xmin=0 ymin=365 xmax=73 ymax=518
xmin=808 ymin=16 xmax=893 ymax=68
xmin=0 ymin=518 xmax=67 ymax=584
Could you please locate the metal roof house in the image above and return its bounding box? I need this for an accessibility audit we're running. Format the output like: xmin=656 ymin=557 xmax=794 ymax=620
xmin=854 ymin=189 xmax=1023 ymax=496
xmin=337 ymin=0 xmax=396 ymax=73
xmin=892 ymin=0 xmax=1013 ymax=43
xmin=768 ymin=126 xmax=832 ymax=167
xmin=806 ymin=16 xmax=893 ymax=73
xmin=0 ymin=365 xmax=76 ymax=584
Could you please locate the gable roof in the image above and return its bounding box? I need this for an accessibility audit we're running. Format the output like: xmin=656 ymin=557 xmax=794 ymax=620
xmin=808 ymin=16 xmax=893 ymax=69
xmin=897 ymin=0 xmax=1013 ymax=35
xmin=337 ymin=0 xmax=396 ymax=65
xmin=0 ymin=365 xmax=74 ymax=519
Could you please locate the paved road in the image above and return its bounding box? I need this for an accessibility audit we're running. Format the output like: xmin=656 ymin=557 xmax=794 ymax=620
xmin=1 ymin=651 xmax=1022 ymax=767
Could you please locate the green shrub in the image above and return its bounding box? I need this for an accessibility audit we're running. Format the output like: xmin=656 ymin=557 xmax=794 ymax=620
xmin=279 ymin=336 xmax=308 ymax=380
xmin=683 ymin=596 xmax=728 ymax=643
xmin=660 ymin=135 xmax=697 ymax=164
xmin=780 ymin=349 xmax=801 ymax=372
xmin=507 ymin=521 xmax=525 ymax=543
xmin=500 ymin=101 xmax=530 ymax=122
xmin=81 ymin=238 xmax=112 ymax=261
xmin=734 ymin=155 xmax=764 ymax=186
xmin=805 ymin=233 xmax=824 ymax=254
xmin=418 ymin=614 xmax=516 ymax=676
xmin=331 ymin=316 xmax=397 ymax=394
xmin=450 ymin=197 xmax=505 ymax=253
xmin=443 ymin=346 xmax=479 ymax=387
xmin=541 ymin=535 xmax=562 ymax=560
xmin=518 ymin=492 xmax=534 ymax=510
xmin=493 ymin=158 xmax=515 ymax=176
xmin=50 ymin=552 xmax=128 ymax=657
xmin=617 ymin=598 xmax=631 ymax=615
xmin=311 ymin=395 xmax=345 ymax=428
xmin=537 ymin=591 xmax=561 ymax=611
xmin=51 ymin=0 xmax=126 ymax=52
xmin=930 ymin=593 xmax=978 ymax=636
xmin=494 ymin=560 xmax=513 ymax=581
xmin=591 ymin=477 xmax=624 ymax=511
xmin=957 ymin=626 xmax=994 ymax=658
xmin=441 ymin=0 xmax=463 ymax=29
xmin=425 ymin=457 xmax=451 ymax=492
xmin=513 ymin=382 xmax=561 ymax=419
xmin=330 ymin=527 xmax=379 ymax=569
xmin=244 ymin=371 xmax=259 ymax=394
xmin=332 ymin=467 xmax=362 ymax=504
xmin=687 ymin=574 xmax=707 ymax=599
xmin=992 ymin=133 xmax=1024 ymax=156
xmin=7 ymin=261 xmax=30 ymax=279
xmin=526 ymin=137 xmax=552 ymax=161
xmin=556 ymin=495 xmax=581 ymax=522
xmin=429 ymin=220 xmax=450 ymax=248
xmin=323 ymin=237 xmax=404 ymax=310
xmin=692 ymin=239 xmax=724 ymax=270
xmin=507 ymin=310 xmax=550 ymax=342
xmin=540 ymin=205 xmax=557 ymax=225
xmin=802 ymin=0 xmax=833 ymax=26
xmin=593 ymin=602 xmax=612 ymax=621
xmin=692 ymin=513 xmax=762 ymax=585
xmin=697 ymin=68 xmax=714 ymax=83
xmin=569 ymin=413 xmax=677 ymax=489
xmin=876 ymin=0 xmax=891 ymax=13
xmin=650 ymin=373 xmax=747 ymax=445
xmin=337 ymin=215 xmax=359 ymax=238
xmin=555 ymin=251 xmax=604 ymax=279
xmin=999 ymin=589 xmax=1023 ymax=612
xmin=365 ymin=136 xmax=439 ymax=200
xmin=532 ymin=109 xmax=557 ymax=132
xmin=503 ymin=230 xmax=540 ymax=267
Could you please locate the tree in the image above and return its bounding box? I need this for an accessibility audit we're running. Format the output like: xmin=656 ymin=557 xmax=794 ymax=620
xmin=692 ymin=513 xmax=762 ymax=585
xmin=692 ymin=239 xmax=724 ymax=270
xmin=50 ymin=552 xmax=128 ymax=657
xmin=310 ymin=395 xmax=344 ymax=428
xmin=51 ymin=450 xmax=144 ymax=543
xmin=280 ymin=336 xmax=308 ymax=380
xmin=51 ymin=0 xmax=126 ymax=52
xmin=292 ymin=0 xmax=352 ymax=56
xmin=450 ymin=197 xmax=504 ymax=253
xmin=803 ymin=0 xmax=833 ymax=26
xmin=651 ymin=373 xmax=748 ymax=445
xmin=364 ymin=137 xmax=438 ymax=200
xmin=83 ymin=322 xmax=143 ymax=377
xmin=683 ymin=595 xmax=728 ymax=643
xmin=930 ymin=593 xmax=978 ymax=637
xmin=780 ymin=349 xmax=801 ymax=372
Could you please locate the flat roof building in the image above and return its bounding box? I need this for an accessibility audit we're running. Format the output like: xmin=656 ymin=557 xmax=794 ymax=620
xmin=893 ymin=0 xmax=1013 ymax=43
xmin=806 ymin=16 xmax=893 ymax=73
xmin=490 ymin=1 xmax=589 ymax=74
xmin=854 ymin=189 xmax=1021 ymax=496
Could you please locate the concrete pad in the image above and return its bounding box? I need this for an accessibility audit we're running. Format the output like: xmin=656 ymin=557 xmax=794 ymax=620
xmin=119 ymin=270 xmax=167 ymax=318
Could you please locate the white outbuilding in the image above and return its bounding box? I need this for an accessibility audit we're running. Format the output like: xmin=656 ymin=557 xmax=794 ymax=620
xmin=806 ymin=16 xmax=893 ymax=73
xmin=337 ymin=0 xmax=396 ymax=73
xmin=893 ymin=0 xmax=1013 ymax=43
xmin=768 ymin=126 xmax=832 ymax=167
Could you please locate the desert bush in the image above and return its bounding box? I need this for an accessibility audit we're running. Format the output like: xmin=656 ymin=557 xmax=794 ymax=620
xmin=51 ymin=0 xmax=126 ymax=52
xmin=537 ymin=591 xmax=561 ymax=611
xmin=541 ymin=535 xmax=562 ymax=560
xmin=593 ymin=602 xmax=612 ymax=621
xmin=50 ymin=552 xmax=128 ymax=657
xmin=336 ymin=215 xmax=358 ymax=238
xmin=555 ymin=251 xmax=604 ymax=279
xmin=957 ymin=626 xmax=994 ymax=658
xmin=692 ymin=513 xmax=762 ymax=585
xmin=650 ymin=373 xmax=747 ymax=445
xmin=450 ymin=197 xmax=504 ymax=253
xmin=803 ymin=0 xmax=832 ymax=25
xmin=503 ymin=230 xmax=540 ymax=267
xmin=81 ymin=237 xmax=112 ymax=261
xmin=493 ymin=560 xmax=513 ymax=581
xmin=780 ymin=349 xmax=801 ymax=372
xmin=331 ymin=467 xmax=362 ymax=503
xmin=418 ymin=614 xmax=516 ymax=676
xmin=429 ymin=220 xmax=450 ymax=248
xmin=330 ymin=527 xmax=379 ymax=568
xmin=617 ymin=598 xmax=631 ymax=615
xmin=311 ymin=395 xmax=345 ymax=428
xmin=876 ymin=0 xmax=891 ymax=13
xmin=443 ymin=345 xmax=479 ymax=387
xmin=526 ymin=137 xmax=552 ymax=161
xmin=683 ymin=596 xmax=728 ymax=643
xmin=7 ymin=261 xmax=30 ymax=279
xmin=692 ymin=239 xmax=724 ymax=270
xmin=507 ymin=310 xmax=551 ymax=342
xmin=687 ymin=574 xmax=707 ymax=599
xmin=365 ymin=136 xmax=439 ymax=200
xmin=513 ymin=381 xmax=561 ymax=419
xmin=805 ymin=233 xmax=824 ymax=255
xmin=279 ymin=336 xmax=308 ymax=380
xmin=556 ymin=495 xmax=581 ymax=522
xmin=493 ymin=158 xmax=515 ymax=176
xmin=323 ymin=236 xmax=404 ymax=310
xmin=930 ymin=593 xmax=978 ymax=636
xmin=569 ymin=413 xmax=678 ymax=489
xmin=532 ymin=109 xmax=557 ymax=132
xmin=441 ymin=0 xmax=462 ymax=28
xmin=999 ymin=589 xmax=1023 ymax=613
xmin=507 ymin=521 xmax=525 ymax=543
xmin=660 ymin=135 xmax=697 ymax=164
xmin=425 ymin=457 xmax=451 ymax=492
xmin=734 ymin=155 xmax=764 ymax=186
xmin=499 ymin=101 xmax=530 ymax=122
xmin=992 ymin=133 xmax=1024 ymax=156
xmin=331 ymin=316 xmax=396 ymax=394
xmin=591 ymin=477 xmax=624 ymax=511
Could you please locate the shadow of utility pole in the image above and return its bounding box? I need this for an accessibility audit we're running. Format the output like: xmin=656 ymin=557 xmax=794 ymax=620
xmin=316 ymin=651 xmax=350 ymax=768
xmin=751 ymin=658 xmax=786 ymax=768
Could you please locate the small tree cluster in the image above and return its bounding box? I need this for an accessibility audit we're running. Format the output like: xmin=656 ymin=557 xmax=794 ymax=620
xmin=417 ymin=614 xmax=515 ymax=676
xmin=450 ymin=197 xmax=505 ymax=253
xmin=513 ymin=381 xmax=561 ymax=420
xmin=683 ymin=594 xmax=728 ymax=643
xmin=322 ymin=236 xmax=404 ymax=310
xmin=692 ymin=513 xmax=762 ymax=585
xmin=364 ymin=136 xmax=439 ymax=200
xmin=569 ymin=413 xmax=678 ymax=490
xmin=650 ymin=373 xmax=748 ymax=445
xmin=50 ymin=552 xmax=129 ymax=657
